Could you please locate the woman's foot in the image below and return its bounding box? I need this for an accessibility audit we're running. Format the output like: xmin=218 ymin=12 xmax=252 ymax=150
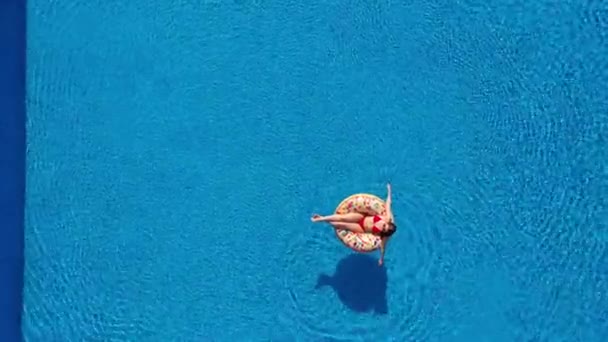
xmin=311 ymin=214 xmax=322 ymax=222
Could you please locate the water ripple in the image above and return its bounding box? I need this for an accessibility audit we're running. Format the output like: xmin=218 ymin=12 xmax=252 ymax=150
xmin=279 ymin=183 xmax=475 ymax=340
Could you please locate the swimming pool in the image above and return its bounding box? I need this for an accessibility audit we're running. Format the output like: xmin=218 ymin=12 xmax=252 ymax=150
xmin=17 ymin=0 xmax=608 ymax=341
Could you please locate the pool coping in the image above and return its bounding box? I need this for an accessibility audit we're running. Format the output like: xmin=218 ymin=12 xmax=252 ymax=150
xmin=0 ymin=1 xmax=26 ymax=341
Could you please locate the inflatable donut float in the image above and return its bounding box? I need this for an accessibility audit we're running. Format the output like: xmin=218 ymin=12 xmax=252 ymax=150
xmin=334 ymin=193 xmax=385 ymax=252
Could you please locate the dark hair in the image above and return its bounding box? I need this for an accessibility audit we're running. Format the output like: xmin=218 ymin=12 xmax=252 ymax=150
xmin=381 ymin=223 xmax=397 ymax=237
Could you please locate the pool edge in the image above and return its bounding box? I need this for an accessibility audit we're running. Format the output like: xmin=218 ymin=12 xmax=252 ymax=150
xmin=0 ymin=1 xmax=26 ymax=341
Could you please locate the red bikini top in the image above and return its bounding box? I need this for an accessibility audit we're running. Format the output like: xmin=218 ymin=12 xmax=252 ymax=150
xmin=371 ymin=215 xmax=383 ymax=234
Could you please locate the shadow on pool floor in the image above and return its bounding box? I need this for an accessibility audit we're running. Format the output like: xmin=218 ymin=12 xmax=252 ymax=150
xmin=316 ymin=253 xmax=388 ymax=314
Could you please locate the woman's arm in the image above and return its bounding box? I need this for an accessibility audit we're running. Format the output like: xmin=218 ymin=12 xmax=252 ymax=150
xmin=385 ymin=183 xmax=393 ymax=221
xmin=378 ymin=238 xmax=387 ymax=266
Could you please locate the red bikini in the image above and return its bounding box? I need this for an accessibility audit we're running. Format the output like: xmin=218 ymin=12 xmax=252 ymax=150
xmin=359 ymin=215 xmax=383 ymax=234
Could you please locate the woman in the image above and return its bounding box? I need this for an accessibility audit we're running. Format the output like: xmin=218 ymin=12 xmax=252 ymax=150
xmin=311 ymin=183 xmax=396 ymax=266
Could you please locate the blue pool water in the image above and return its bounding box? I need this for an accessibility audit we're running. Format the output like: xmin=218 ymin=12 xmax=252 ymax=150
xmin=19 ymin=0 xmax=608 ymax=341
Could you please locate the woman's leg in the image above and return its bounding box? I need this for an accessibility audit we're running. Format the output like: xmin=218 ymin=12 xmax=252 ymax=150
xmin=329 ymin=221 xmax=366 ymax=234
xmin=311 ymin=212 xmax=364 ymax=223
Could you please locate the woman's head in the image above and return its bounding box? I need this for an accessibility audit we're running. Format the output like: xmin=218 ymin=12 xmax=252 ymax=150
xmin=381 ymin=221 xmax=397 ymax=237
